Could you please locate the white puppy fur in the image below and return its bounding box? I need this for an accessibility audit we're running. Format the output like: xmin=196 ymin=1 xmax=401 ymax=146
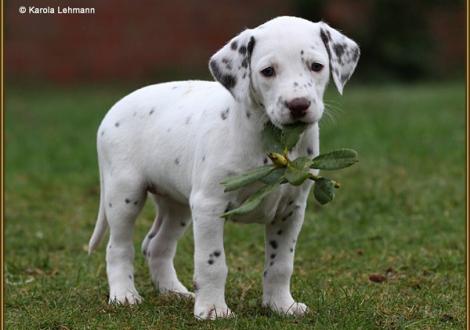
xmin=88 ymin=16 xmax=359 ymax=320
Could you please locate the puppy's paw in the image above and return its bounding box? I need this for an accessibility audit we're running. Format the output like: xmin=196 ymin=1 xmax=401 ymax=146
xmin=156 ymin=278 xmax=195 ymax=299
xmin=109 ymin=289 xmax=143 ymax=305
xmin=194 ymin=304 xmax=234 ymax=320
xmin=264 ymin=301 xmax=309 ymax=316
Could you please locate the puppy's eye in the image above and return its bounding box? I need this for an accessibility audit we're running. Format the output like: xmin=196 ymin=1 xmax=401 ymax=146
xmin=310 ymin=62 xmax=324 ymax=72
xmin=260 ymin=67 xmax=275 ymax=77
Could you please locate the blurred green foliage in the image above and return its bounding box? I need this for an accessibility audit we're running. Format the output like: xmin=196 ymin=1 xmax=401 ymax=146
xmin=295 ymin=0 xmax=465 ymax=82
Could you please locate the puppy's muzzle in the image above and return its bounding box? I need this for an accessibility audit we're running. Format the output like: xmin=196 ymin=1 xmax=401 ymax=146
xmin=286 ymin=97 xmax=311 ymax=119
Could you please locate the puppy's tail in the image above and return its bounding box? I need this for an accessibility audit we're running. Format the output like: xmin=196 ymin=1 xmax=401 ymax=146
xmin=88 ymin=157 xmax=108 ymax=255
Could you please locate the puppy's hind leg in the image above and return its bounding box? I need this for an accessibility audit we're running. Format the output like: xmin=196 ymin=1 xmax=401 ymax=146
xmin=105 ymin=175 xmax=146 ymax=305
xmin=145 ymin=196 xmax=194 ymax=298
xmin=141 ymin=210 xmax=163 ymax=258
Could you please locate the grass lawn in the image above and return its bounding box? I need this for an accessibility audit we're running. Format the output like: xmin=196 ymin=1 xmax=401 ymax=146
xmin=5 ymin=82 xmax=466 ymax=329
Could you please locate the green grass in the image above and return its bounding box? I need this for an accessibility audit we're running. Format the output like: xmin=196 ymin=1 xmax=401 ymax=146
xmin=5 ymin=82 xmax=466 ymax=329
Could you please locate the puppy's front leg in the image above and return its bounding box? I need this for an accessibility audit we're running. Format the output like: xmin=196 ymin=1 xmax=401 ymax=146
xmin=191 ymin=199 xmax=233 ymax=320
xmin=262 ymin=202 xmax=309 ymax=316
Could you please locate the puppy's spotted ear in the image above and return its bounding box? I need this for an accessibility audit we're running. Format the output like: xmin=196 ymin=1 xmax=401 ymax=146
xmin=209 ymin=29 xmax=256 ymax=102
xmin=319 ymin=22 xmax=360 ymax=95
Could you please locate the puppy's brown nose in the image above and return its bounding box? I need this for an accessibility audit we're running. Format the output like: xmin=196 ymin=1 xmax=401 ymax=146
xmin=287 ymin=97 xmax=310 ymax=119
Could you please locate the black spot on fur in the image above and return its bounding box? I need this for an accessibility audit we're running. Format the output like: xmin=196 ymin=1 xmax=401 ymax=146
xmin=294 ymin=82 xmax=298 ymax=87
xmin=333 ymin=43 xmax=346 ymax=58
xmin=202 ymin=155 xmax=206 ymax=162
xmin=108 ymin=203 xmax=112 ymax=208
xmin=287 ymin=200 xmax=294 ymax=206
xmin=277 ymin=229 xmax=283 ymax=235
xmin=239 ymin=45 xmax=247 ymax=54
xmin=101 ymin=131 xmax=105 ymax=136
xmin=208 ymin=259 xmax=214 ymax=265
xmin=134 ymin=201 xmax=138 ymax=205
xmin=221 ymin=108 xmax=230 ymax=120
xmin=307 ymin=147 xmax=314 ymax=155
xmin=247 ymin=37 xmax=256 ymax=55
xmin=246 ymin=111 xmax=251 ymax=119
xmin=264 ymin=270 xmax=268 ymax=277
xmin=241 ymin=58 xmax=248 ymax=68
xmin=125 ymin=198 xmax=130 ymax=204
xmin=185 ymin=116 xmax=191 ymax=125
xmin=214 ymin=250 xmax=221 ymax=257
xmin=181 ymin=222 xmax=186 ymax=226
xmin=352 ymin=48 xmax=360 ymax=62
xmin=142 ymin=249 xmax=146 ymax=256
xmin=270 ymin=253 xmax=276 ymax=259
xmin=222 ymin=58 xmax=233 ymax=70
xmin=270 ymin=261 xmax=274 ymax=266
xmin=128 ymin=274 xmax=132 ymax=279
xmin=282 ymin=211 xmax=294 ymax=222
xmin=300 ymin=50 xmax=304 ymax=55
xmin=149 ymin=108 xmax=154 ymax=115
xmin=115 ymin=122 xmax=119 ymax=127
xmin=269 ymin=240 xmax=278 ymax=249
xmin=263 ymin=157 xmax=268 ymax=164
xmin=290 ymin=247 xmax=294 ymax=253
xmin=175 ymin=158 xmax=180 ymax=165
xmin=320 ymin=28 xmax=332 ymax=69
xmin=171 ymin=86 xmax=178 ymax=90
xmin=231 ymin=40 xmax=238 ymax=50
xmin=148 ymin=232 xmax=156 ymax=239
xmin=341 ymin=73 xmax=350 ymax=84
xmin=210 ymin=60 xmax=237 ymax=89
xmin=221 ymin=75 xmax=237 ymax=89
xmin=320 ymin=29 xmax=329 ymax=45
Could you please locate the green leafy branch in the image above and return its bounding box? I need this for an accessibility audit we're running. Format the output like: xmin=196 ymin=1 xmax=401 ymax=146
xmin=221 ymin=123 xmax=358 ymax=218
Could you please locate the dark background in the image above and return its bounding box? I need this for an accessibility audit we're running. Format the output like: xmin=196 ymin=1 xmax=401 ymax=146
xmin=5 ymin=0 xmax=466 ymax=86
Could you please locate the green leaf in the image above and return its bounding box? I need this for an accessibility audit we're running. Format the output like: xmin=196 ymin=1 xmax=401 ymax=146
xmin=262 ymin=123 xmax=283 ymax=153
xmin=260 ymin=167 xmax=287 ymax=184
xmin=285 ymin=167 xmax=310 ymax=186
xmin=313 ymin=177 xmax=335 ymax=204
xmin=290 ymin=156 xmax=313 ymax=169
xmin=222 ymin=181 xmax=281 ymax=218
xmin=285 ymin=156 xmax=313 ymax=186
xmin=280 ymin=123 xmax=308 ymax=150
xmin=221 ymin=165 xmax=276 ymax=192
xmin=310 ymin=148 xmax=358 ymax=170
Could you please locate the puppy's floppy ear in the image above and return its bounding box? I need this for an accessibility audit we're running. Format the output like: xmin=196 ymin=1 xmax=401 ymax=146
xmin=209 ymin=29 xmax=256 ymax=102
xmin=319 ymin=22 xmax=360 ymax=95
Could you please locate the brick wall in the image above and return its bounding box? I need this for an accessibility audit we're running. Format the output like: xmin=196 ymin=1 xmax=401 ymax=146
xmin=5 ymin=0 xmax=293 ymax=83
xmin=5 ymin=0 xmax=465 ymax=83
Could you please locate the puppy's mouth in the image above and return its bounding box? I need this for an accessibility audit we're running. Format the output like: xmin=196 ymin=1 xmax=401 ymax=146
xmin=275 ymin=117 xmax=316 ymax=129
xmin=270 ymin=119 xmax=314 ymax=130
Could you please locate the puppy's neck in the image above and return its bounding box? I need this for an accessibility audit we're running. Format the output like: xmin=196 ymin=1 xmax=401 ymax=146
xmin=232 ymin=98 xmax=267 ymax=134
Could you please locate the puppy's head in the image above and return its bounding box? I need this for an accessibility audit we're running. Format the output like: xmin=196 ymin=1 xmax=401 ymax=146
xmin=209 ymin=16 xmax=360 ymax=128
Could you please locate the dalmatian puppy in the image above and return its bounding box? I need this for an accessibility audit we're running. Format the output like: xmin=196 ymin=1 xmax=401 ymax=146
xmin=88 ymin=16 xmax=359 ymax=320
